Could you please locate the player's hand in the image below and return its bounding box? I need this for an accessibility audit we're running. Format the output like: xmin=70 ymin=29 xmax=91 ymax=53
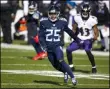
xmin=33 ymin=35 xmax=39 ymax=43
xmin=91 ymin=38 xmax=96 ymax=43
xmin=93 ymin=36 xmax=97 ymax=41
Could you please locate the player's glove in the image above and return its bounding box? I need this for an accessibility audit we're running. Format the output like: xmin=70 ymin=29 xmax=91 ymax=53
xmin=74 ymin=38 xmax=83 ymax=47
xmin=33 ymin=35 xmax=39 ymax=43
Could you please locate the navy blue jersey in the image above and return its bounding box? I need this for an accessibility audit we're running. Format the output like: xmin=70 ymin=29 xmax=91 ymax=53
xmin=39 ymin=17 xmax=77 ymax=51
xmin=27 ymin=11 xmax=41 ymax=26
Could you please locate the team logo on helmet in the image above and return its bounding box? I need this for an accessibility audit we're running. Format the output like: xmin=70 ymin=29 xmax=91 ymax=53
xmin=81 ymin=3 xmax=91 ymax=20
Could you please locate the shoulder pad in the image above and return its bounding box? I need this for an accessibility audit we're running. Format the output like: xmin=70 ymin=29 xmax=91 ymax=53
xmin=76 ymin=14 xmax=80 ymax=16
xmin=59 ymin=17 xmax=67 ymax=22
xmin=74 ymin=14 xmax=80 ymax=19
xmin=91 ymin=16 xmax=98 ymax=22
xmin=74 ymin=14 xmax=80 ymax=18
xmin=40 ymin=17 xmax=48 ymax=22
xmin=91 ymin=16 xmax=97 ymax=20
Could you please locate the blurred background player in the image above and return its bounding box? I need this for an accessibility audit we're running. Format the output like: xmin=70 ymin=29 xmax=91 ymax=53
xmin=66 ymin=3 xmax=99 ymax=73
xmin=39 ymin=5 xmax=77 ymax=85
xmin=0 ymin=0 xmax=18 ymax=44
xmin=26 ymin=0 xmax=47 ymax=60
xmin=11 ymin=0 xmax=28 ymax=41
xmin=11 ymin=0 xmax=47 ymax=60
xmin=64 ymin=0 xmax=77 ymax=43
xmin=92 ymin=0 xmax=109 ymax=52
xmin=13 ymin=17 xmax=28 ymax=41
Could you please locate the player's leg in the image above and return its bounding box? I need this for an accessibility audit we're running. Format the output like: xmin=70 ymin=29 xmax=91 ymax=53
xmin=66 ymin=41 xmax=80 ymax=71
xmin=84 ymin=40 xmax=97 ymax=73
xmin=31 ymin=38 xmax=47 ymax=60
xmin=55 ymin=46 xmax=77 ymax=85
xmin=48 ymin=51 xmax=65 ymax=73
xmin=48 ymin=51 xmax=69 ymax=83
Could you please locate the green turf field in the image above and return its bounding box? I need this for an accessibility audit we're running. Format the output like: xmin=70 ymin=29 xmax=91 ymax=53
xmin=1 ymin=48 xmax=109 ymax=88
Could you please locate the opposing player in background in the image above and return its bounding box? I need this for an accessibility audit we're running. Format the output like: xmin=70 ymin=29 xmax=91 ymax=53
xmin=66 ymin=3 xmax=99 ymax=73
xmin=39 ymin=5 xmax=77 ymax=85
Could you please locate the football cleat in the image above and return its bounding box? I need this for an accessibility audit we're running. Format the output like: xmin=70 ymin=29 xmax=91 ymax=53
xmin=40 ymin=52 xmax=47 ymax=59
xmin=71 ymin=78 xmax=77 ymax=86
xmin=32 ymin=52 xmax=47 ymax=60
xmin=69 ymin=64 xmax=75 ymax=71
xmin=64 ymin=72 xmax=69 ymax=83
xmin=71 ymin=67 xmax=75 ymax=71
xmin=32 ymin=53 xmax=41 ymax=60
xmin=92 ymin=68 xmax=97 ymax=74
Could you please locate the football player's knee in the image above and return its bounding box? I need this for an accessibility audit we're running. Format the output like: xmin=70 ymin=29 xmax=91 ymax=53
xmin=66 ymin=47 xmax=72 ymax=53
xmin=85 ymin=49 xmax=91 ymax=52
xmin=53 ymin=63 xmax=64 ymax=72
xmin=58 ymin=59 xmax=64 ymax=63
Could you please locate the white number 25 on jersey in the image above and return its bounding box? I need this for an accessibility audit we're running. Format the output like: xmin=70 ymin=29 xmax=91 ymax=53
xmin=46 ymin=29 xmax=60 ymax=42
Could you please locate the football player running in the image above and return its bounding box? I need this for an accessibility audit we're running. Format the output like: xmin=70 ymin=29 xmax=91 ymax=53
xmin=66 ymin=3 xmax=99 ymax=73
xmin=38 ymin=5 xmax=78 ymax=85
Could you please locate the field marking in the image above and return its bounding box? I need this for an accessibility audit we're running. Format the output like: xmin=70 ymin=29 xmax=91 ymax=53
xmin=1 ymin=70 xmax=109 ymax=80
xmin=1 ymin=50 xmax=33 ymax=52
xmin=1 ymin=56 xmax=29 ymax=60
xmin=1 ymin=64 xmax=109 ymax=68
xmin=1 ymin=83 xmax=109 ymax=87
xmin=1 ymin=43 xmax=109 ymax=56
xmin=1 ymin=56 xmax=109 ymax=60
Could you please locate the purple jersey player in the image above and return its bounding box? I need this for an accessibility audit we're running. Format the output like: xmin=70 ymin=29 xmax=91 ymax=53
xmin=66 ymin=3 xmax=99 ymax=73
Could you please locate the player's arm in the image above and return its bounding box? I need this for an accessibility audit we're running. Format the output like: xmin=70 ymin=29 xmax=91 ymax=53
xmin=64 ymin=22 xmax=78 ymax=42
xmin=93 ymin=25 xmax=99 ymax=40
xmin=92 ymin=16 xmax=99 ymax=41
xmin=72 ymin=21 xmax=78 ymax=35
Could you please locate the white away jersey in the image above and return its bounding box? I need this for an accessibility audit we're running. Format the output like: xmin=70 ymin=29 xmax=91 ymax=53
xmin=74 ymin=14 xmax=98 ymax=40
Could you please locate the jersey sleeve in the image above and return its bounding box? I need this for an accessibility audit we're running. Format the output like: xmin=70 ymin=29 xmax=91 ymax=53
xmin=63 ymin=20 xmax=78 ymax=41
xmin=91 ymin=16 xmax=98 ymax=26
xmin=72 ymin=15 xmax=79 ymax=25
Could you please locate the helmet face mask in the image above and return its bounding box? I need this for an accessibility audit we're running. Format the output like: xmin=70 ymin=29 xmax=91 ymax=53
xmin=48 ymin=6 xmax=60 ymax=22
xmin=28 ymin=4 xmax=37 ymax=14
xmin=81 ymin=4 xmax=91 ymax=20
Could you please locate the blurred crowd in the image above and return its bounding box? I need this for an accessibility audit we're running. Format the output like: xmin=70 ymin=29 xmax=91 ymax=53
xmin=0 ymin=0 xmax=109 ymax=52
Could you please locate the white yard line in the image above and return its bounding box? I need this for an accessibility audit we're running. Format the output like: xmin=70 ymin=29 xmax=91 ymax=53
xmin=1 ymin=70 xmax=109 ymax=80
xmin=1 ymin=56 xmax=29 ymax=59
xmin=1 ymin=56 xmax=109 ymax=60
xmin=1 ymin=83 xmax=109 ymax=86
xmin=1 ymin=64 xmax=109 ymax=68
xmin=1 ymin=43 xmax=109 ymax=56
xmin=1 ymin=50 xmax=32 ymax=52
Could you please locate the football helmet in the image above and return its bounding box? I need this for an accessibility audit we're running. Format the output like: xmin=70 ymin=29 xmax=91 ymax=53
xmin=48 ymin=5 xmax=60 ymax=22
xmin=28 ymin=1 xmax=37 ymax=14
xmin=80 ymin=3 xmax=91 ymax=20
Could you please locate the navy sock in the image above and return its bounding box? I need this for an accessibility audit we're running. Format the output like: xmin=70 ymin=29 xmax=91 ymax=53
xmin=60 ymin=61 xmax=74 ymax=78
